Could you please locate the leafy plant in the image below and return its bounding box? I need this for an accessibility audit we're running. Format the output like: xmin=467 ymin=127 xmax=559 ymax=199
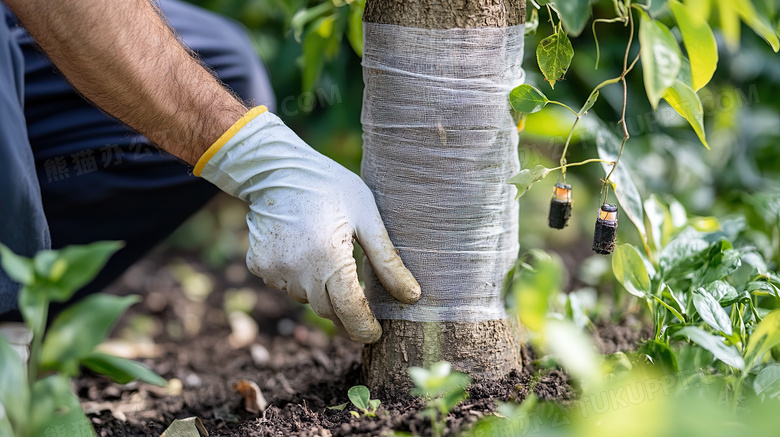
xmin=608 ymin=195 xmax=780 ymax=405
xmin=510 ymin=0 xmax=780 ymax=255
xmin=0 ymin=242 xmax=166 ymax=437
xmin=409 ymin=362 xmax=471 ymax=437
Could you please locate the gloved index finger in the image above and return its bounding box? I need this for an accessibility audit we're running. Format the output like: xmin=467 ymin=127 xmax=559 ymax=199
xmin=325 ymin=264 xmax=383 ymax=344
xmin=357 ymin=217 xmax=421 ymax=305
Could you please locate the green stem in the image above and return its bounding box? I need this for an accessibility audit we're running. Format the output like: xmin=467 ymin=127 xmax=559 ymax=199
xmin=558 ymin=117 xmax=581 ymax=175
xmin=592 ymin=17 xmax=626 ymax=69
xmin=550 ymin=158 xmax=614 ymax=173
xmin=28 ymin=302 xmax=48 ymax=385
xmin=733 ymin=376 xmax=744 ymax=412
xmin=750 ymin=297 xmax=763 ymax=323
xmin=547 ymin=100 xmax=579 ymax=116
xmin=604 ymin=6 xmax=636 ymax=187
xmin=557 ymin=77 xmax=622 ymax=176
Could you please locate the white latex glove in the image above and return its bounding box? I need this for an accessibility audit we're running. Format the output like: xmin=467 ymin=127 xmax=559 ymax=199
xmin=195 ymin=107 xmax=421 ymax=343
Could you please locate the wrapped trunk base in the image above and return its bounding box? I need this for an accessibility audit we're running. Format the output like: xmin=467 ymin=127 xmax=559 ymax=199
xmin=362 ymin=319 xmax=522 ymax=398
xmin=361 ymin=0 xmax=526 ymax=394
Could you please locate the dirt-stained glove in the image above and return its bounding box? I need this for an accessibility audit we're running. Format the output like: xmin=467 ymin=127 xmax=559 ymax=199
xmin=194 ymin=107 xmax=420 ymax=343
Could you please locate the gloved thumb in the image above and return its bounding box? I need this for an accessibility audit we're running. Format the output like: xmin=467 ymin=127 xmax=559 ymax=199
xmin=357 ymin=214 xmax=421 ymax=305
xmin=326 ymin=264 xmax=382 ymax=343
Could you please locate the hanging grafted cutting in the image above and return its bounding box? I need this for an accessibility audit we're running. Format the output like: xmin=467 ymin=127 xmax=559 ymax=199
xmin=593 ymin=203 xmax=618 ymax=255
xmin=548 ymin=182 xmax=572 ymax=229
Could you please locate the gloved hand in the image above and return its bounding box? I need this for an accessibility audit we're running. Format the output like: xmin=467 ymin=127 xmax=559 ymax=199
xmin=194 ymin=107 xmax=421 ymax=343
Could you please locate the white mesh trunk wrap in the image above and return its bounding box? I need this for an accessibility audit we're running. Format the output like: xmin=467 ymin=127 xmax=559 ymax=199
xmin=360 ymin=22 xmax=525 ymax=322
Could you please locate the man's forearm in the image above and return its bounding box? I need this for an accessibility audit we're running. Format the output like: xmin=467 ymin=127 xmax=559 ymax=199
xmin=5 ymin=0 xmax=248 ymax=165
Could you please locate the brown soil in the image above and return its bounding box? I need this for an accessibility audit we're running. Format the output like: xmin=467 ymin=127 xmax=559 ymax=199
xmin=76 ymin=249 xmax=645 ymax=436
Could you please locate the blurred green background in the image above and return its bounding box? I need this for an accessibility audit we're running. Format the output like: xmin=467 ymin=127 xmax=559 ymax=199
xmin=172 ymin=0 xmax=780 ymax=280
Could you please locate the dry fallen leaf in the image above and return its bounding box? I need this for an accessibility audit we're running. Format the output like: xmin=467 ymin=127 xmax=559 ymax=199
xmin=233 ymin=380 xmax=268 ymax=414
xmin=160 ymin=417 xmax=208 ymax=436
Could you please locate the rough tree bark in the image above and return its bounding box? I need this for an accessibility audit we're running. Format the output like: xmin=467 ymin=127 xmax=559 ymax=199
xmin=361 ymin=0 xmax=526 ymax=397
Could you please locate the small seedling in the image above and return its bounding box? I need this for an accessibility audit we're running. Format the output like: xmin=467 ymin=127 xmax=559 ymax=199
xmin=409 ymin=361 xmax=471 ymax=437
xmin=346 ymin=385 xmax=381 ymax=418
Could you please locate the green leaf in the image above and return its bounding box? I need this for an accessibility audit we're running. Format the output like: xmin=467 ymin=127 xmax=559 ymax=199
xmin=715 ymin=0 xmax=741 ymax=52
xmin=669 ymin=1 xmax=718 ymax=91
xmin=694 ymin=238 xmax=734 ymax=277
xmin=704 ymin=280 xmax=738 ymax=303
xmin=290 ymin=2 xmax=335 ymax=42
xmin=18 ymin=285 xmax=47 ymax=336
xmin=676 ymin=56 xmax=693 ymax=88
xmin=689 ymin=216 xmax=720 ymax=232
xmin=754 ymin=364 xmax=780 ymax=399
xmin=662 ymin=80 xmax=709 ymax=149
xmin=612 ymin=244 xmax=651 ymax=298
xmin=545 ymin=320 xmax=603 ymax=385
xmin=81 ymin=352 xmax=166 ymax=387
xmin=638 ymin=340 xmax=679 ymax=374
xmin=664 ymin=283 xmax=687 ymax=315
xmin=745 ymin=310 xmax=780 ymax=372
xmin=700 ymin=249 xmax=741 ymax=284
xmin=46 ymin=241 xmax=124 ymax=302
xmin=349 ymin=410 xmax=360 ymax=418
xmin=430 ymin=361 xmax=452 ymax=379
xmin=0 ymin=408 xmax=13 ymax=437
xmin=567 ymin=292 xmax=590 ymax=330
xmin=747 ymin=281 xmax=778 ymax=296
xmin=508 ymin=165 xmax=551 ymax=199
xmin=525 ymin=8 xmax=539 ymax=35
xmin=28 ymin=375 xmax=93 ymax=437
xmin=41 ymin=294 xmax=140 ymax=375
xmin=0 ymin=336 xmax=29 ymax=431
xmin=674 ymin=326 xmax=744 ymax=370
xmin=441 ymin=388 xmax=468 ymax=412
xmin=409 ymin=362 xmax=470 ymax=399
xmin=368 ymin=399 xmax=381 ymax=410
xmin=685 ymin=0 xmax=711 ymax=20
xmin=692 ymin=288 xmax=733 ymax=336
xmin=658 ymin=233 xmax=709 ymax=277
xmin=328 ymin=403 xmax=348 ymax=411
xmin=555 ymin=0 xmax=592 ymax=36
xmin=409 ymin=366 xmax=430 ymax=394
xmin=639 ymin=12 xmax=682 ymax=109
xmin=578 ymin=90 xmax=599 ymax=116
xmin=644 ymin=195 xmax=668 ymax=252
xmin=733 ymin=0 xmax=780 ymax=52
xmin=301 ymin=15 xmax=338 ymax=92
xmin=536 ymin=27 xmax=574 ymax=89
xmin=348 ymin=385 xmax=370 ymax=410
xmin=0 ymin=243 xmax=34 ymax=286
xmin=512 ymin=252 xmax=563 ymax=332
xmin=509 ymin=85 xmax=549 ymax=113
xmin=34 ymin=251 xmax=66 ymax=282
xmin=346 ymin=0 xmax=364 ymax=57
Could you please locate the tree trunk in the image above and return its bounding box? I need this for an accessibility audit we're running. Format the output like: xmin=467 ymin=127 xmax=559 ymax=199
xmin=361 ymin=0 xmax=526 ymax=397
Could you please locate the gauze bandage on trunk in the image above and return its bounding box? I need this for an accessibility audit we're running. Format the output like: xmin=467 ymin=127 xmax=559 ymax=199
xmin=361 ymin=22 xmax=525 ymax=322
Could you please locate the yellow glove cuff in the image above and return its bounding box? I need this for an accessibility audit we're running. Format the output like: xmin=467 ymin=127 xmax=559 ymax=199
xmin=193 ymin=106 xmax=268 ymax=177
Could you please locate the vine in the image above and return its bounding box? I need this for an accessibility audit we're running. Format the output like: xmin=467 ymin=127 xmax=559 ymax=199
xmin=507 ymin=0 xmax=753 ymax=255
